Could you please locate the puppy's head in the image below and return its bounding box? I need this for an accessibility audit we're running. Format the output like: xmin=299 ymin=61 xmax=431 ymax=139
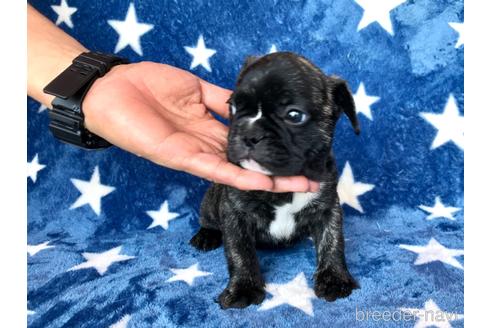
xmin=227 ymin=52 xmax=359 ymax=181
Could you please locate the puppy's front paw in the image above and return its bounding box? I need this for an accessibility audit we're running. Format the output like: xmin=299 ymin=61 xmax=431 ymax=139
xmin=190 ymin=228 xmax=222 ymax=251
xmin=218 ymin=282 xmax=265 ymax=309
xmin=314 ymin=269 xmax=359 ymax=302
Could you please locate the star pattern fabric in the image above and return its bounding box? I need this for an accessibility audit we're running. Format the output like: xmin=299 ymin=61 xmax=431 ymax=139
xmin=108 ymin=3 xmax=154 ymax=56
xmin=448 ymin=22 xmax=464 ymax=48
xmin=418 ymin=197 xmax=461 ymax=221
xmin=354 ymin=0 xmax=407 ymax=35
xmin=27 ymin=0 xmax=463 ymax=326
xmin=337 ymin=162 xmax=375 ymax=213
xmin=166 ymin=263 xmax=212 ymax=286
xmin=109 ymin=315 xmax=131 ymax=328
xmin=353 ymin=82 xmax=380 ymax=120
xmin=420 ymin=94 xmax=464 ymax=150
xmin=259 ymin=272 xmax=316 ymax=316
xmin=399 ymin=238 xmax=464 ymax=270
xmin=38 ymin=104 xmax=47 ymax=113
xmin=27 ymin=154 xmax=46 ymax=183
xmin=70 ymin=166 xmax=115 ymax=216
xmin=68 ymin=246 xmax=135 ymax=275
xmin=27 ymin=241 xmax=54 ymax=256
xmin=400 ymin=299 xmax=464 ymax=328
xmin=51 ymin=0 xmax=77 ymax=28
xmin=146 ymin=200 xmax=180 ymax=230
xmin=184 ymin=35 xmax=217 ymax=72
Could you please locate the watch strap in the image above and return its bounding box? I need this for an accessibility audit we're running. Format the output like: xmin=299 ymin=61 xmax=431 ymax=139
xmin=43 ymin=52 xmax=128 ymax=149
xmin=48 ymin=99 xmax=112 ymax=149
xmin=44 ymin=52 xmax=127 ymax=99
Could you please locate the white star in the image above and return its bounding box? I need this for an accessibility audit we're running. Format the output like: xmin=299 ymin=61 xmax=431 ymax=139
xmin=399 ymin=238 xmax=464 ymax=270
xmin=38 ymin=104 xmax=48 ymax=113
xmin=420 ymin=94 xmax=464 ymax=150
xmin=184 ymin=35 xmax=217 ymax=72
xmin=418 ymin=197 xmax=461 ymax=221
xmin=259 ymin=272 xmax=316 ymax=316
xmin=27 ymin=154 xmax=46 ymax=183
xmin=269 ymin=44 xmax=278 ymax=54
xmin=27 ymin=309 xmax=35 ymax=316
xmin=27 ymin=241 xmax=54 ymax=256
xmin=109 ymin=314 xmax=131 ymax=328
xmin=354 ymin=0 xmax=407 ymax=35
xmin=448 ymin=22 xmax=464 ymax=48
xmin=166 ymin=263 xmax=212 ymax=286
xmin=337 ymin=162 xmax=375 ymax=213
xmin=353 ymin=82 xmax=380 ymax=120
xmin=146 ymin=200 xmax=180 ymax=230
xmin=50 ymin=0 xmax=77 ymax=29
xmin=68 ymin=246 xmax=134 ymax=275
xmin=400 ymin=299 xmax=464 ymax=328
xmin=108 ymin=3 xmax=154 ymax=56
xmin=70 ymin=166 xmax=115 ymax=216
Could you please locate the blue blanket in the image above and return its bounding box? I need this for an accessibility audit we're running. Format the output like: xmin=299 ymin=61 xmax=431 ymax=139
xmin=27 ymin=0 xmax=464 ymax=327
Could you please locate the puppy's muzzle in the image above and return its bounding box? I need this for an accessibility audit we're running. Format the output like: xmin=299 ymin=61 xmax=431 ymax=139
xmin=239 ymin=158 xmax=272 ymax=175
xmin=235 ymin=135 xmax=273 ymax=175
xmin=242 ymin=135 xmax=266 ymax=148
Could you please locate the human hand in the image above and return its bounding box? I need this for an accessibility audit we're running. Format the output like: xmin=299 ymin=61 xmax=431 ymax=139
xmin=82 ymin=62 xmax=320 ymax=192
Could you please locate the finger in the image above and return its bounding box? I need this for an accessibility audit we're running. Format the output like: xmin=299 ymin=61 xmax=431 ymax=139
xmin=199 ymin=119 xmax=229 ymax=148
xmin=199 ymin=79 xmax=232 ymax=119
xmin=309 ymin=180 xmax=321 ymax=192
xmin=270 ymin=176 xmax=312 ymax=193
xmin=180 ymin=152 xmax=274 ymax=191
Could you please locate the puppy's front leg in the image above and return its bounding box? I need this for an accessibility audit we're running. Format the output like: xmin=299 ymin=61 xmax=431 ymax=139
xmin=311 ymin=205 xmax=358 ymax=302
xmin=218 ymin=213 xmax=265 ymax=309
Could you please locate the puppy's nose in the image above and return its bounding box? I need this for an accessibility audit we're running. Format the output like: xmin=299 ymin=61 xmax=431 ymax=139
xmin=242 ymin=136 xmax=264 ymax=148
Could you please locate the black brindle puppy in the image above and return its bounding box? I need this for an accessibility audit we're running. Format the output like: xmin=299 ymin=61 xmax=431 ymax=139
xmin=190 ymin=52 xmax=360 ymax=309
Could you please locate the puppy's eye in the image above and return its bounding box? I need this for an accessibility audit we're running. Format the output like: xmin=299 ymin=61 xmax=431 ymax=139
xmin=285 ymin=108 xmax=308 ymax=125
xmin=230 ymin=104 xmax=237 ymax=116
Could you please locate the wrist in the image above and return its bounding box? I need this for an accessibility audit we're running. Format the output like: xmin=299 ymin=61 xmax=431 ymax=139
xmin=43 ymin=52 xmax=128 ymax=149
xmin=27 ymin=4 xmax=87 ymax=107
xmin=29 ymin=46 xmax=87 ymax=107
xmin=82 ymin=63 xmax=129 ymax=133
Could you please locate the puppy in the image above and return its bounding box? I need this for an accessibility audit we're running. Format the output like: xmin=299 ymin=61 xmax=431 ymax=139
xmin=190 ymin=52 xmax=360 ymax=309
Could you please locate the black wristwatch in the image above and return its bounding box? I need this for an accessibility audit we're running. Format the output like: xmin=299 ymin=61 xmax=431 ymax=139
xmin=43 ymin=51 xmax=128 ymax=149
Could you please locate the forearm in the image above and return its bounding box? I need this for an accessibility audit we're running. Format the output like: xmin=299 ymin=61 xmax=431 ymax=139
xmin=27 ymin=4 xmax=88 ymax=107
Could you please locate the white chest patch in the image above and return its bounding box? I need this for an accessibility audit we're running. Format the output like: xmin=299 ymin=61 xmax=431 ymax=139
xmin=269 ymin=191 xmax=320 ymax=240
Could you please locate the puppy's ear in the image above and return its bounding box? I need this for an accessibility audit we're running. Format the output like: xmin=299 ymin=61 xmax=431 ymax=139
xmin=241 ymin=56 xmax=259 ymax=71
xmin=326 ymin=76 xmax=360 ymax=135
xmin=237 ymin=56 xmax=260 ymax=82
